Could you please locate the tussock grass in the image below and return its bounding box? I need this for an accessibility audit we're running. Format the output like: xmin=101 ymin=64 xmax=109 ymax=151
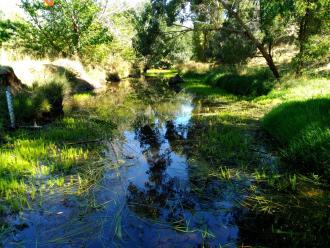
xmin=0 ymin=89 xmax=116 ymax=213
xmin=203 ymin=67 xmax=275 ymax=97
xmin=262 ymin=98 xmax=330 ymax=178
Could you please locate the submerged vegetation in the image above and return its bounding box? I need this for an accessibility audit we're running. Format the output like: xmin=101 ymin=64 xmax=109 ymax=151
xmin=178 ymin=65 xmax=330 ymax=246
xmin=0 ymin=0 xmax=329 ymax=247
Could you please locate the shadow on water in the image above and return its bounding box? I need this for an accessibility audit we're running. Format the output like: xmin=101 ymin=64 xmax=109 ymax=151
xmin=2 ymin=78 xmax=328 ymax=247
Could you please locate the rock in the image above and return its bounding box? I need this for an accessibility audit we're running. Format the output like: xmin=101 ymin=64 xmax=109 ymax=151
xmin=169 ymin=74 xmax=184 ymax=86
xmin=0 ymin=66 xmax=24 ymax=94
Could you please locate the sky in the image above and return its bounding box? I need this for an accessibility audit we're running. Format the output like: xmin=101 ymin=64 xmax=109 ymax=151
xmin=0 ymin=0 xmax=146 ymax=19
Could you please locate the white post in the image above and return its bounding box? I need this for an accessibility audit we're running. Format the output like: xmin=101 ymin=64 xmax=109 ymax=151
xmin=5 ymin=86 xmax=15 ymax=129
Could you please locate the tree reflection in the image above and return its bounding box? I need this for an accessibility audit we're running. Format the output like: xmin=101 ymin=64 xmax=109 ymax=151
xmin=127 ymin=123 xmax=194 ymax=221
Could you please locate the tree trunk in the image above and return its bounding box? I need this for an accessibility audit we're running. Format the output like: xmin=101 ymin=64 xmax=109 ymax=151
xmin=296 ymin=0 xmax=311 ymax=76
xmin=219 ymin=0 xmax=280 ymax=79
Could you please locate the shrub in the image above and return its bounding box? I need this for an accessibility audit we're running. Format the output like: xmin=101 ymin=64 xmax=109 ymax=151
xmin=212 ymin=68 xmax=275 ymax=97
xmin=262 ymin=98 xmax=330 ymax=178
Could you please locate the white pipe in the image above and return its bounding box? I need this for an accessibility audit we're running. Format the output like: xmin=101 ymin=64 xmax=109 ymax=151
xmin=5 ymin=86 xmax=15 ymax=129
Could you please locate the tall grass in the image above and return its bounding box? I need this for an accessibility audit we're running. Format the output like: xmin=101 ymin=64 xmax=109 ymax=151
xmin=262 ymin=98 xmax=330 ymax=178
xmin=0 ymin=87 xmax=115 ymax=213
xmin=204 ymin=67 xmax=275 ymax=97
xmin=14 ymin=80 xmax=65 ymax=125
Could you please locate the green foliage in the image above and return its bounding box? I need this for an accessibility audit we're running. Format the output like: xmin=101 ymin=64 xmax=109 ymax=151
xmin=262 ymin=98 xmax=330 ymax=177
xmin=133 ymin=2 xmax=192 ymax=69
xmin=204 ymin=67 xmax=275 ymax=97
xmin=0 ymin=20 xmax=19 ymax=46
xmin=14 ymin=81 xmax=64 ymax=124
xmin=261 ymin=0 xmax=330 ymax=71
xmin=18 ymin=0 xmax=112 ymax=62
xmin=212 ymin=22 xmax=257 ymax=64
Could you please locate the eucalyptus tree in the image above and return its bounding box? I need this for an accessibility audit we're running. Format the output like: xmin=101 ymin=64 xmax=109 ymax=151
xmin=259 ymin=0 xmax=329 ymax=74
xmin=141 ymin=0 xmax=280 ymax=79
xmin=18 ymin=0 xmax=112 ymax=61
xmin=133 ymin=2 xmax=193 ymax=70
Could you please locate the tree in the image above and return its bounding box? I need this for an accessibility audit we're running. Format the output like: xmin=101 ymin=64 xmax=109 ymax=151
xmin=212 ymin=20 xmax=257 ymax=64
xmin=147 ymin=0 xmax=281 ymax=79
xmin=133 ymin=2 xmax=192 ymax=70
xmin=259 ymin=0 xmax=329 ymax=74
xmin=19 ymin=0 xmax=112 ymax=61
xmin=293 ymin=0 xmax=329 ymax=74
xmin=217 ymin=0 xmax=280 ymax=79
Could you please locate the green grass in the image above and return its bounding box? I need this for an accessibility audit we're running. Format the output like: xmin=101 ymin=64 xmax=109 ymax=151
xmin=180 ymin=64 xmax=330 ymax=177
xmin=0 ymin=114 xmax=114 ymax=212
xmin=262 ymin=98 xmax=330 ymax=178
xmin=145 ymin=69 xmax=178 ymax=78
xmin=0 ymin=86 xmax=118 ymax=213
xmin=148 ymin=67 xmax=330 ymax=177
xmin=201 ymin=67 xmax=275 ymax=97
xmin=189 ymin=113 xmax=252 ymax=168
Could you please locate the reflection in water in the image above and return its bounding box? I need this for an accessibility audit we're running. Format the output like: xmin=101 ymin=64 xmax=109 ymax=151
xmin=3 ymin=79 xmax=244 ymax=247
xmin=123 ymin=100 xmax=243 ymax=247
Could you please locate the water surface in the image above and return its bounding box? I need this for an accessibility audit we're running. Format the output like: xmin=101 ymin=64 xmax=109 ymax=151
xmin=3 ymin=81 xmax=252 ymax=247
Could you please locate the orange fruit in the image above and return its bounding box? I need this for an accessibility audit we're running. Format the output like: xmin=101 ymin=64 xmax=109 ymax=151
xmin=44 ymin=0 xmax=55 ymax=7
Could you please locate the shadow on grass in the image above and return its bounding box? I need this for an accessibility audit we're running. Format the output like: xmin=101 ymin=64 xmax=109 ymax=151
xmin=182 ymin=66 xmax=276 ymax=99
xmin=186 ymin=98 xmax=329 ymax=248
xmin=262 ymin=98 xmax=330 ymax=178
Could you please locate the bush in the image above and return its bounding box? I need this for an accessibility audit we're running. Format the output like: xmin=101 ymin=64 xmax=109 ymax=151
xmin=262 ymin=98 xmax=330 ymax=178
xmin=210 ymin=68 xmax=275 ymax=97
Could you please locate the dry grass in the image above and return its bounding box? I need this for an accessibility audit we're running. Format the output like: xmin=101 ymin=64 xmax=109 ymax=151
xmin=175 ymin=61 xmax=213 ymax=75
xmin=0 ymin=50 xmax=107 ymax=89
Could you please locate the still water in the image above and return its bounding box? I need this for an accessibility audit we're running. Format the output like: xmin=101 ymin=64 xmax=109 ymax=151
xmin=3 ymin=80 xmax=251 ymax=247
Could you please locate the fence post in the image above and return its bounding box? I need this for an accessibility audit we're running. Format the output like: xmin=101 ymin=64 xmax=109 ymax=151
xmin=5 ymin=85 xmax=15 ymax=129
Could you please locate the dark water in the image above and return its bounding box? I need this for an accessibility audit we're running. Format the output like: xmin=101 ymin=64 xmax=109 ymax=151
xmin=2 ymin=83 xmax=253 ymax=247
xmin=3 ymin=80 xmax=327 ymax=247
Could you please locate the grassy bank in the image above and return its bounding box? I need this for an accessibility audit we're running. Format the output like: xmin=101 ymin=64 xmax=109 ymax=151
xmin=174 ymin=65 xmax=330 ymax=246
xmin=262 ymin=98 xmax=330 ymax=177
xmin=0 ymin=76 xmax=119 ymax=214
xmin=181 ymin=66 xmax=330 ymax=177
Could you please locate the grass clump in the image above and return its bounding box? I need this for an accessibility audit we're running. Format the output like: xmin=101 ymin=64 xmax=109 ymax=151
xmin=262 ymin=98 xmax=330 ymax=178
xmin=0 ymin=87 xmax=116 ymax=214
xmin=0 ymin=77 xmax=66 ymax=128
xmin=189 ymin=113 xmax=252 ymax=168
xmin=14 ymin=81 xmax=65 ymax=124
xmin=205 ymin=67 xmax=275 ymax=97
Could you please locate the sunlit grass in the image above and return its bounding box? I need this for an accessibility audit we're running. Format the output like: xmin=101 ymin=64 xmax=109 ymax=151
xmin=0 ymin=89 xmax=117 ymax=213
xmin=180 ymin=64 xmax=330 ymax=246
xmin=145 ymin=69 xmax=178 ymax=78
